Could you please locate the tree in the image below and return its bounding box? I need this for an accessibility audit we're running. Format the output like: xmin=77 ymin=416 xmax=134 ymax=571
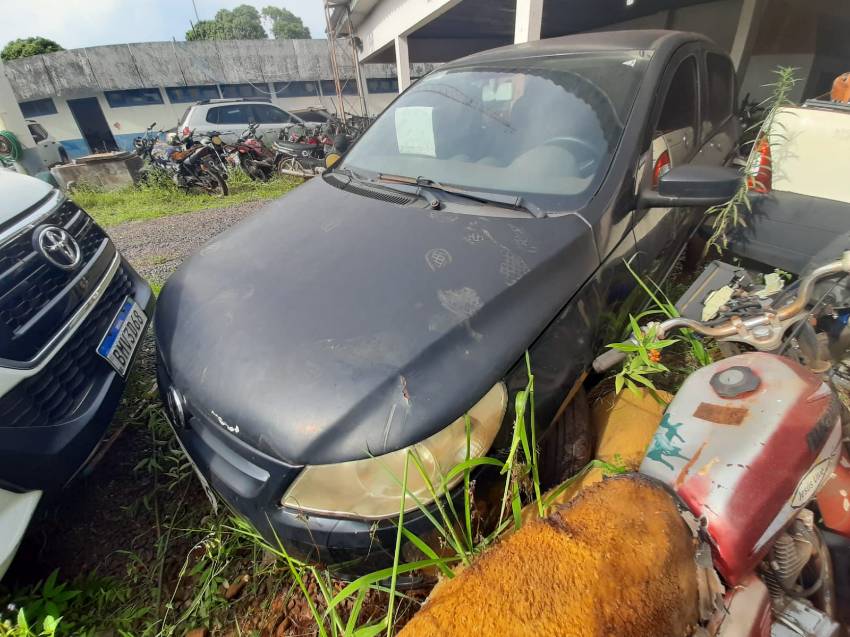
xmin=1 ymin=37 xmax=63 ymax=61
xmin=262 ymin=7 xmax=311 ymax=39
xmin=185 ymin=5 xmax=267 ymax=41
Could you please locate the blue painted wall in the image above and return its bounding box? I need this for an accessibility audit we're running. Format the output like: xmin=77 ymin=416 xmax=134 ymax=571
xmin=59 ymin=131 xmax=160 ymax=158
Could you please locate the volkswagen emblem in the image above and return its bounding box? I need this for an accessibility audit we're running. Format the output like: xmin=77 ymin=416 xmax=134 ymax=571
xmin=35 ymin=226 xmax=81 ymax=271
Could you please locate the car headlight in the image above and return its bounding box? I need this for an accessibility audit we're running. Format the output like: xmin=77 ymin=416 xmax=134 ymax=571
xmin=281 ymin=382 xmax=508 ymax=520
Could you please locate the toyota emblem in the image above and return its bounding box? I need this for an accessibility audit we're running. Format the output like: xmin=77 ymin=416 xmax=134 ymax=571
xmin=35 ymin=226 xmax=81 ymax=271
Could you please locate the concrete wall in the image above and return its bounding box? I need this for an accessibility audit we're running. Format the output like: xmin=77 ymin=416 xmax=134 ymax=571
xmin=3 ymin=39 xmax=430 ymax=158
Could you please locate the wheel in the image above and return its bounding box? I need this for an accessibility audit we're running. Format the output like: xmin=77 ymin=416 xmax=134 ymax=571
xmin=198 ymin=170 xmax=228 ymax=197
xmin=245 ymin=158 xmax=270 ymax=182
xmin=279 ymin=157 xmax=305 ymax=179
xmin=537 ymin=387 xmax=594 ymax=489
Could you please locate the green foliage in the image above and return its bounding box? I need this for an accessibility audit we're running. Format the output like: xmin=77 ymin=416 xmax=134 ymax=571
xmin=70 ymin=171 xmax=298 ymax=227
xmin=0 ymin=608 xmax=59 ymax=637
xmin=262 ymin=7 xmax=312 ymax=39
xmin=186 ymin=5 xmax=267 ymax=41
xmin=605 ymin=259 xmax=713 ymax=402
xmin=704 ymin=66 xmax=799 ymax=254
xmin=1 ymin=37 xmax=63 ymax=61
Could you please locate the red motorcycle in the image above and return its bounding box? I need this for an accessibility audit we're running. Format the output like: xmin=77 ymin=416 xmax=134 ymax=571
xmin=224 ymin=122 xmax=275 ymax=181
xmin=591 ymin=248 xmax=850 ymax=636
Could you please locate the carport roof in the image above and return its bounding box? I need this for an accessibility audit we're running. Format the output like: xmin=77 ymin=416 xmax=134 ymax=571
xmin=334 ymin=0 xmax=716 ymax=63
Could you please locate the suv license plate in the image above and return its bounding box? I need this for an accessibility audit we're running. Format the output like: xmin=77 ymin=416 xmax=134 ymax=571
xmin=97 ymin=296 xmax=148 ymax=376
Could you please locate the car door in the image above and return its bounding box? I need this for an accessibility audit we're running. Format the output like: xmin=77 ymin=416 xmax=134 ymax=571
xmin=251 ymin=104 xmax=296 ymax=145
xmin=632 ymin=48 xmax=702 ymax=282
xmin=27 ymin=122 xmax=61 ymax=166
xmin=208 ymin=105 xmax=252 ymax=144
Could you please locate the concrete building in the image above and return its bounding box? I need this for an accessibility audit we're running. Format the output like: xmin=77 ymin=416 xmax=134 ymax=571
xmin=329 ymin=0 xmax=850 ymax=104
xmin=2 ymin=38 xmax=431 ymax=158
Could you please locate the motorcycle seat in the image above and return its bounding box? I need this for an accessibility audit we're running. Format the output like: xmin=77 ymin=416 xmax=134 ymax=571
xmin=399 ymin=475 xmax=699 ymax=637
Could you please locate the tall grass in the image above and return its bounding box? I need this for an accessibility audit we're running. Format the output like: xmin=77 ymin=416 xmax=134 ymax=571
xmin=71 ymin=170 xmax=299 ymax=227
xmin=228 ymin=353 xmax=626 ymax=636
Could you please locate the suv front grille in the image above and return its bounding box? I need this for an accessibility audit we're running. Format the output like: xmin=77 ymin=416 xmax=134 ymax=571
xmin=0 ymin=198 xmax=112 ymax=363
xmin=0 ymin=265 xmax=133 ymax=428
xmin=0 ymin=203 xmax=108 ymax=335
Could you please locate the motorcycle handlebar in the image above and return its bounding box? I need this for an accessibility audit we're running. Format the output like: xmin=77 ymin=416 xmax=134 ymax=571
xmin=592 ymin=251 xmax=850 ymax=374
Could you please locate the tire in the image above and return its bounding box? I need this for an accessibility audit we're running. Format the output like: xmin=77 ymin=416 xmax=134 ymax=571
xmin=537 ymin=387 xmax=594 ymax=489
xmin=279 ymin=157 xmax=304 ymax=178
xmin=198 ymin=171 xmax=228 ymax=197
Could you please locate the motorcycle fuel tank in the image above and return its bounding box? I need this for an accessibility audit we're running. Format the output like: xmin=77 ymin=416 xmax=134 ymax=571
xmin=640 ymin=352 xmax=842 ymax=585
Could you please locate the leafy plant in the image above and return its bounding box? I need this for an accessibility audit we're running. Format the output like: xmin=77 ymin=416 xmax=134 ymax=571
xmin=610 ymin=316 xmax=677 ymax=404
xmin=0 ymin=608 xmax=59 ymax=637
xmin=704 ymin=66 xmax=799 ymax=253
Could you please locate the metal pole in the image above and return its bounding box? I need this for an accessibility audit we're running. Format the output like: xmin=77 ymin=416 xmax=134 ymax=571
xmin=323 ymin=1 xmax=346 ymax=120
xmin=346 ymin=4 xmax=369 ymax=117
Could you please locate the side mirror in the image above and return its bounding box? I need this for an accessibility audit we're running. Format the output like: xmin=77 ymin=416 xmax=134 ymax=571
xmin=639 ymin=165 xmax=742 ymax=208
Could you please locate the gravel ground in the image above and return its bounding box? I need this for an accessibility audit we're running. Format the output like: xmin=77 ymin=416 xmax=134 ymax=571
xmin=106 ymin=199 xmax=267 ymax=284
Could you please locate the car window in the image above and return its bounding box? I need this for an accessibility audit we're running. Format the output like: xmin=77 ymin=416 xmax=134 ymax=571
xmin=703 ymin=53 xmax=735 ymax=138
xmin=207 ymin=105 xmax=251 ymax=125
xmin=252 ymin=104 xmax=292 ymax=124
xmin=656 ymin=57 xmax=698 ymax=138
xmin=650 ymin=56 xmax=699 ymax=183
xmin=342 ymin=51 xmax=652 ymax=212
xmin=27 ymin=123 xmax=47 ymax=143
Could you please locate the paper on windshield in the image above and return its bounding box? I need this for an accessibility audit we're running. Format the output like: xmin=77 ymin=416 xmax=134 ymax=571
xmin=395 ymin=106 xmax=436 ymax=157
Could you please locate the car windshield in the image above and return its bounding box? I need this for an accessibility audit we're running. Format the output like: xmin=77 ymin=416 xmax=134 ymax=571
xmin=342 ymin=50 xmax=651 ymax=212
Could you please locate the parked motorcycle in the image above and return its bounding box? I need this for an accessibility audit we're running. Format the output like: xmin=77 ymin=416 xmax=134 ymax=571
xmin=132 ymin=122 xmax=162 ymax=162
xmin=224 ymin=122 xmax=275 ymax=181
xmin=273 ymin=123 xmax=350 ymax=176
xmin=590 ymin=248 xmax=850 ymax=636
xmin=164 ymin=129 xmax=229 ymax=197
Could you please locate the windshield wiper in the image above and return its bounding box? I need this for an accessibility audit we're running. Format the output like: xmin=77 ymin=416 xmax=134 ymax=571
xmin=378 ymin=174 xmax=547 ymax=218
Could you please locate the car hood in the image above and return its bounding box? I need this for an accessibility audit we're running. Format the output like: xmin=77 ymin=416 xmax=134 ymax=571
xmin=0 ymin=170 xmax=55 ymax=223
xmin=156 ymin=177 xmax=598 ymax=465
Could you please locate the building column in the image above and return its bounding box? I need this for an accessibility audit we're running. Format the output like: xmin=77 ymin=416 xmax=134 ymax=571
xmin=514 ymin=0 xmax=544 ymax=44
xmin=395 ymin=35 xmax=411 ymax=93
xmin=730 ymin=0 xmax=767 ymax=77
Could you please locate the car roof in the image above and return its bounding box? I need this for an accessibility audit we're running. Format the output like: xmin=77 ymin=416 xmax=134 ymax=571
xmin=443 ymin=29 xmax=711 ymax=68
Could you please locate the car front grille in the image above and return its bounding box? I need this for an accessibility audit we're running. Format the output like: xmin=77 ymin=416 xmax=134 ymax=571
xmin=0 ymin=202 xmax=108 ymax=335
xmin=0 ymin=265 xmax=133 ymax=428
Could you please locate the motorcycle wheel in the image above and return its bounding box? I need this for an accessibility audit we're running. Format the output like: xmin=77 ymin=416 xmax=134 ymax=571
xmin=198 ymin=171 xmax=228 ymax=197
xmin=245 ymin=158 xmax=271 ymax=182
xmin=279 ymin=157 xmax=305 ymax=180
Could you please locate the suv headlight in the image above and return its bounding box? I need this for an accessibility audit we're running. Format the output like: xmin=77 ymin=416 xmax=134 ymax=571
xmin=281 ymin=382 xmax=508 ymax=520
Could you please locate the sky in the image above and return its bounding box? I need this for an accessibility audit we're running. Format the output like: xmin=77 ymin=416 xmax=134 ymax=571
xmin=0 ymin=0 xmax=326 ymax=50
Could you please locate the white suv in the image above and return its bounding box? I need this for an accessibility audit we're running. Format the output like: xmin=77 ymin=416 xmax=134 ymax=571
xmin=177 ymin=99 xmax=307 ymax=146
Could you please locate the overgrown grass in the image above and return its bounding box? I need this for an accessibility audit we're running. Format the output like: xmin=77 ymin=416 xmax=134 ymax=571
xmin=1 ymin=352 xmax=627 ymax=637
xmin=72 ymin=170 xmax=300 ymax=227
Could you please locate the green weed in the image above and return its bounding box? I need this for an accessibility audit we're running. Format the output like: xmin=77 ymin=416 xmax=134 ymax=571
xmin=71 ymin=171 xmax=299 ymax=227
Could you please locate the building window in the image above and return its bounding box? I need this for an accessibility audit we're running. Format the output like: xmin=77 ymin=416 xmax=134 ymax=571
xmin=273 ymin=81 xmax=319 ymax=98
xmin=366 ymin=78 xmax=398 ymax=94
xmin=19 ymin=98 xmax=57 ymax=118
xmin=165 ymin=85 xmax=221 ymax=103
xmin=320 ymin=79 xmax=358 ymax=96
xmin=220 ymin=83 xmax=271 ymax=99
xmin=104 ymin=88 xmax=164 ymax=108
